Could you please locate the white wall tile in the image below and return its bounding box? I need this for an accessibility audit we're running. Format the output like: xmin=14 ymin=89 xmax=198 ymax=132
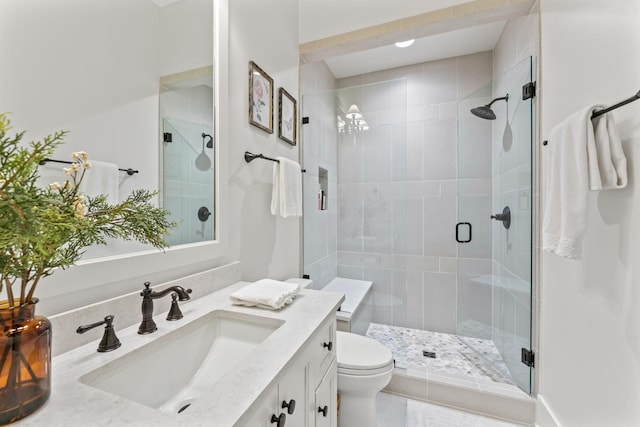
xmin=423 ymin=57 xmax=458 ymax=105
xmin=423 ymin=272 xmax=457 ymax=333
xmin=423 ymin=119 xmax=457 ymax=180
xmin=423 ymin=196 xmax=457 ymax=257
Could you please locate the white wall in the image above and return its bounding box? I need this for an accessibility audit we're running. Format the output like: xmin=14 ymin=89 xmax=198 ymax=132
xmin=538 ymin=1 xmax=640 ymax=426
xmin=227 ymin=0 xmax=300 ymax=281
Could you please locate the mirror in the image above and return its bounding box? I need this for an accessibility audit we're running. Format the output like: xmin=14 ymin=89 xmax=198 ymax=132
xmin=0 ymin=0 xmax=215 ymax=260
xmin=160 ymin=67 xmax=215 ymax=246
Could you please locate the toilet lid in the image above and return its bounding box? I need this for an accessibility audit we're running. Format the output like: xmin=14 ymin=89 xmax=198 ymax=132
xmin=336 ymin=331 xmax=393 ymax=371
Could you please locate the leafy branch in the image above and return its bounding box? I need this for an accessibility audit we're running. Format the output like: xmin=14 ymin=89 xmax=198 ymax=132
xmin=0 ymin=113 xmax=176 ymax=307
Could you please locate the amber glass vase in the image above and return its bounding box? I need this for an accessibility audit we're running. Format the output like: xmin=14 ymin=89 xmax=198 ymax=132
xmin=0 ymin=299 xmax=51 ymax=424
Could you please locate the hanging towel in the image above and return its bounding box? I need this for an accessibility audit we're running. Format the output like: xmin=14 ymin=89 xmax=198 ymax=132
xmin=80 ymin=160 xmax=119 ymax=204
xmin=230 ymin=279 xmax=300 ymax=310
xmin=270 ymin=157 xmax=302 ymax=218
xmin=590 ymin=114 xmax=628 ymax=190
xmin=542 ymin=106 xmax=627 ymax=260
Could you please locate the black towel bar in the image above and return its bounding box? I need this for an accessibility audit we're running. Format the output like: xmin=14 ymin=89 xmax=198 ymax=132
xmin=40 ymin=158 xmax=138 ymax=175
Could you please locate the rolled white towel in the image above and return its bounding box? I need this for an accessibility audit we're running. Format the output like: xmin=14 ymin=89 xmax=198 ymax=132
xmin=230 ymin=279 xmax=300 ymax=310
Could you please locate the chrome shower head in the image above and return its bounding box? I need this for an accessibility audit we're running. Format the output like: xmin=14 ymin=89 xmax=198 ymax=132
xmin=470 ymin=94 xmax=509 ymax=120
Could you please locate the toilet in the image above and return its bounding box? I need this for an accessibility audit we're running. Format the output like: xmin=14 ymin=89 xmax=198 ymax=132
xmin=286 ymin=278 xmax=394 ymax=427
xmin=335 ymin=331 xmax=393 ymax=427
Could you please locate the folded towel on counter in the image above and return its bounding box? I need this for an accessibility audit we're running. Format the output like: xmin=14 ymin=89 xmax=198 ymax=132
xmin=542 ymin=105 xmax=627 ymax=260
xmin=270 ymin=157 xmax=302 ymax=218
xmin=230 ymin=279 xmax=300 ymax=310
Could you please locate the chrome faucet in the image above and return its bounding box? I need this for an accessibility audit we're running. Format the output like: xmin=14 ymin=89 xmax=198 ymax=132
xmin=137 ymin=282 xmax=192 ymax=334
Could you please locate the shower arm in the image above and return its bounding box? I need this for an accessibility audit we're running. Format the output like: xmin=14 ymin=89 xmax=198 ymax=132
xmin=487 ymin=95 xmax=509 ymax=107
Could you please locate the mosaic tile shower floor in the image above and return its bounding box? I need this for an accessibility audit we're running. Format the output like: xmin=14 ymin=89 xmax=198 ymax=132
xmin=366 ymin=323 xmax=515 ymax=386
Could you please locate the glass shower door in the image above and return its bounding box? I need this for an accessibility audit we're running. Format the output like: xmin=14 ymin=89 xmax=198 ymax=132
xmin=456 ymin=56 xmax=534 ymax=394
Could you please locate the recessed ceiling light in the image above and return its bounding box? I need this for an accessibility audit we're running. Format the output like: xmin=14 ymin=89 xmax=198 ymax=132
xmin=394 ymin=39 xmax=415 ymax=48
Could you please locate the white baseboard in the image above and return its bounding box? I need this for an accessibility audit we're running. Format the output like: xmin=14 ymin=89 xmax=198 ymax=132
xmin=536 ymin=394 xmax=561 ymax=427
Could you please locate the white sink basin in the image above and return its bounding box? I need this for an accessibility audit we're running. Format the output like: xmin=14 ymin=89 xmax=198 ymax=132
xmin=79 ymin=310 xmax=284 ymax=414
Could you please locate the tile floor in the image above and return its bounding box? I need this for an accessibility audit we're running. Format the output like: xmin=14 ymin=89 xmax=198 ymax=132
xmin=376 ymin=392 xmax=523 ymax=427
xmin=367 ymin=323 xmax=515 ymax=386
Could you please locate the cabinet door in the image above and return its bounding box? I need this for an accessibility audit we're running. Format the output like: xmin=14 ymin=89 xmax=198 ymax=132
xmin=243 ymin=386 xmax=281 ymax=427
xmin=309 ymin=318 xmax=336 ymax=390
xmin=314 ymin=358 xmax=337 ymax=427
xmin=278 ymin=357 xmax=308 ymax=427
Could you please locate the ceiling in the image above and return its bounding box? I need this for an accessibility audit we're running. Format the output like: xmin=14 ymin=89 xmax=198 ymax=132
xmin=325 ymin=20 xmax=506 ymax=79
xmin=298 ymin=0 xmax=473 ymax=44
xmin=298 ymin=0 xmax=528 ymax=79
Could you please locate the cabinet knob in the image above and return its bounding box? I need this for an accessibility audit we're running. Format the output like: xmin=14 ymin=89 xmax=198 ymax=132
xmin=323 ymin=341 xmax=333 ymax=351
xmin=281 ymin=398 xmax=296 ymax=415
xmin=318 ymin=405 xmax=328 ymax=417
xmin=271 ymin=413 xmax=286 ymax=427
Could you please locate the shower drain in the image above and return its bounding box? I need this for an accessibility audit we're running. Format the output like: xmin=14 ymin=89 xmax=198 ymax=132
xmin=423 ymin=350 xmax=436 ymax=359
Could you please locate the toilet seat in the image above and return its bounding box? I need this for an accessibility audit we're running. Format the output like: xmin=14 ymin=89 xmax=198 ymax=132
xmin=337 ymin=363 xmax=393 ymax=376
xmin=336 ymin=331 xmax=393 ymax=376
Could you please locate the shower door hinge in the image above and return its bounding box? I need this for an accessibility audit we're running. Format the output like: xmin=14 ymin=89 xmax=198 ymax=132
xmin=302 ymin=116 xmax=310 ymax=124
xmin=521 ymin=348 xmax=535 ymax=368
xmin=522 ymin=82 xmax=536 ymax=100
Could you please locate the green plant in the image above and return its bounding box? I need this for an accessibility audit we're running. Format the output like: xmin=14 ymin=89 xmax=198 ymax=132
xmin=0 ymin=113 xmax=176 ymax=307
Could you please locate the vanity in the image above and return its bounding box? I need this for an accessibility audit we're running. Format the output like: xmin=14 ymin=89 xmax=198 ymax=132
xmin=17 ymin=281 xmax=343 ymax=426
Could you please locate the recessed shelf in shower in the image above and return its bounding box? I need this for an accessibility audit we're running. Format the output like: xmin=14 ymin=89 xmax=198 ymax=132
xmin=318 ymin=167 xmax=328 ymax=210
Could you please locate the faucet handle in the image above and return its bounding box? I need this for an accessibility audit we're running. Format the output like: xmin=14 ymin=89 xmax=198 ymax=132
xmin=167 ymin=293 xmax=184 ymax=321
xmin=76 ymin=315 xmax=122 ymax=352
xmin=141 ymin=281 xmax=152 ymax=296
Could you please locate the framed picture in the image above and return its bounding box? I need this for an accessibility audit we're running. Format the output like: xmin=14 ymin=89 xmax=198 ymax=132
xmin=278 ymin=88 xmax=297 ymax=146
xmin=248 ymin=61 xmax=274 ymax=133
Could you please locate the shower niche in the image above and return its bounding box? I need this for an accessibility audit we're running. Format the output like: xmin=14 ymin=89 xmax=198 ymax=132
xmin=318 ymin=167 xmax=328 ymax=210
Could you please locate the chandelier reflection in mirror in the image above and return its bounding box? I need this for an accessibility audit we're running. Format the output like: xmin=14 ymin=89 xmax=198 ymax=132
xmin=338 ymin=104 xmax=370 ymax=134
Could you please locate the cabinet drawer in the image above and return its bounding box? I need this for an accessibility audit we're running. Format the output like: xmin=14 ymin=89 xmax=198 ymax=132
xmin=309 ymin=317 xmax=335 ymax=389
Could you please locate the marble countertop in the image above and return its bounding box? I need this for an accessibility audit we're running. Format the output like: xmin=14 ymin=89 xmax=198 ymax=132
xmin=17 ymin=282 xmax=344 ymax=426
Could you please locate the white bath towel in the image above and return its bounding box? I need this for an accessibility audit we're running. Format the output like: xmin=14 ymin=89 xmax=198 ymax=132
xmin=270 ymin=157 xmax=302 ymax=218
xmin=542 ymin=106 xmax=627 ymax=260
xmin=80 ymin=160 xmax=119 ymax=204
xmin=230 ymin=279 xmax=300 ymax=310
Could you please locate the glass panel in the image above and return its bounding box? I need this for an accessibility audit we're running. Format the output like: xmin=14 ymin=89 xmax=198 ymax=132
xmin=302 ymin=79 xmax=413 ymax=370
xmin=457 ymin=56 xmax=534 ymax=393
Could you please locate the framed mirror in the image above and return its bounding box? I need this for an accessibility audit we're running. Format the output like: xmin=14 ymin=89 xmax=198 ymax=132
xmin=0 ymin=0 xmax=228 ymax=315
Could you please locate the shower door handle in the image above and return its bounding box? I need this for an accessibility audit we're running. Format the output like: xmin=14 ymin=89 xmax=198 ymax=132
xmin=455 ymin=222 xmax=472 ymax=243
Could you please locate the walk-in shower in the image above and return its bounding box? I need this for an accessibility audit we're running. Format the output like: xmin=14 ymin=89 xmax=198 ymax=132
xmin=302 ymin=55 xmax=535 ymax=397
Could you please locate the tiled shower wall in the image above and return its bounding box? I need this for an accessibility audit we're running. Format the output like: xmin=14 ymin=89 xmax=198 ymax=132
xmin=301 ymin=61 xmax=339 ymax=289
xmin=335 ymin=52 xmax=493 ymax=335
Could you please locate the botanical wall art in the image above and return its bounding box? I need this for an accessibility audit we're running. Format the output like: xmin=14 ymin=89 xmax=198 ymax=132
xmin=248 ymin=61 xmax=273 ymax=133
xmin=278 ymin=87 xmax=297 ymax=146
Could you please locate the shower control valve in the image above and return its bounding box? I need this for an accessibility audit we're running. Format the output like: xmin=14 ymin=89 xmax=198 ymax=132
xmin=491 ymin=206 xmax=511 ymax=229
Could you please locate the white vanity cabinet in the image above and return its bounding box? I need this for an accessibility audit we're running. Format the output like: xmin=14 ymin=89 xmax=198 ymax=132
xmin=277 ymin=355 xmax=308 ymax=426
xmin=313 ymin=359 xmax=337 ymax=427
xmin=243 ymin=385 xmax=280 ymax=426
xmin=241 ymin=315 xmax=337 ymax=427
